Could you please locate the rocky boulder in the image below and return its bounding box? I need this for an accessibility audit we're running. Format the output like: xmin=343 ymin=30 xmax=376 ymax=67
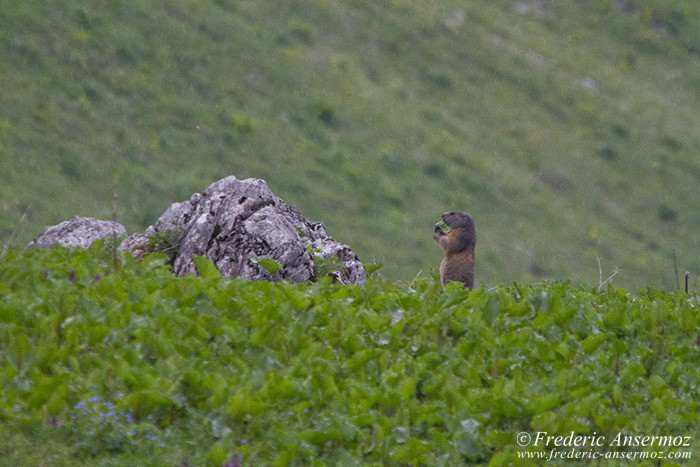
xmin=26 ymin=216 xmax=126 ymax=250
xmin=119 ymin=176 xmax=366 ymax=285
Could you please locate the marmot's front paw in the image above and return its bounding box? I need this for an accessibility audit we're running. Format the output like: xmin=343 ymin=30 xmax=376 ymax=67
xmin=433 ymin=226 xmax=445 ymax=243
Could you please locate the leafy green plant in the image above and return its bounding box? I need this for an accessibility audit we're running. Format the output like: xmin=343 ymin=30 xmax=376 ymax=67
xmin=365 ymin=261 xmax=383 ymax=276
xmin=312 ymin=251 xmax=344 ymax=279
xmin=68 ymin=397 xmax=166 ymax=457
xmin=1 ymin=246 xmax=698 ymax=464
xmin=145 ymin=226 xmax=184 ymax=265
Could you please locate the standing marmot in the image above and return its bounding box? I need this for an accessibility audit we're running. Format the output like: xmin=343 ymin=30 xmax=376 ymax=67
xmin=433 ymin=211 xmax=476 ymax=289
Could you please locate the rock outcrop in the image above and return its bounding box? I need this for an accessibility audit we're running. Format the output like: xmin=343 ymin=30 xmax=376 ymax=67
xmin=27 ymin=177 xmax=366 ymax=285
xmin=26 ymin=216 xmax=126 ymax=250
xmin=119 ymin=176 xmax=366 ymax=285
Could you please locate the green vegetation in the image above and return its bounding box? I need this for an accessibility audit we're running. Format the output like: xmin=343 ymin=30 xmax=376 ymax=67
xmin=1 ymin=0 xmax=699 ymax=289
xmin=1 ymin=245 xmax=698 ymax=465
xmin=2 ymin=4 xmax=698 ymax=463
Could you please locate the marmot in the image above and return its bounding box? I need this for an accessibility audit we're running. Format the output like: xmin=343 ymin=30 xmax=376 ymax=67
xmin=433 ymin=211 xmax=476 ymax=289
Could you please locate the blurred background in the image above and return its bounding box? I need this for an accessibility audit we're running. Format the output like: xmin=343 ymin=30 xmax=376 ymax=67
xmin=1 ymin=0 xmax=698 ymax=290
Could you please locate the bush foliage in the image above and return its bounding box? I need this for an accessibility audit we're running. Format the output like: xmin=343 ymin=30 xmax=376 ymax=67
xmin=1 ymin=245 xmax=698 ymax=465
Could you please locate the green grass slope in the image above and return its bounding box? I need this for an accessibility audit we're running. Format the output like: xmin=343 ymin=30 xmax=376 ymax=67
xmin=1 ymin=0 xmax=698 ymax=289
xmin=1 ymin=245 xmax=699 ymax=465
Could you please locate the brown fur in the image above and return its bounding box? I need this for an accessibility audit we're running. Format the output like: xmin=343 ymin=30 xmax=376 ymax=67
xmin=433 ymin=211 xmax=476 ymax=289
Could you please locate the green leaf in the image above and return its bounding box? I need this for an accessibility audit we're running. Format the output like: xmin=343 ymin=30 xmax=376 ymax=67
xmin=531 ymin=393 xmax=561 ymax=414
xmin=390 ymin=437 xmax=431 ymax=464
xmin=365 ymin=262 xmax=383 ymax=275
xmin=251 ymin=256 xmax=281 ymax=274
xmin=192 ymin=255 xmax=220 ymax=279
xmin=205 ymin=444 xmax=228 ymax=467
xmin=582 ymin=332 xmax=608 ymax=352
xmin=483 ymin=294 xmax=501 ymax=326
xmin=555 ymin=341 xmax=570 ymax=359
xmin=392 ymin=426 xmax=411 ymax=444
xmin=141 ymin=252 xmax=170 ymax=272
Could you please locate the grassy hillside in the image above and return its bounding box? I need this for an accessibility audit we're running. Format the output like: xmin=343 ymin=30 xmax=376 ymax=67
xmin=1 ymin=0 xmax=698 ymax=289
xmin=1 ymin=245 xmax=698 ymax=465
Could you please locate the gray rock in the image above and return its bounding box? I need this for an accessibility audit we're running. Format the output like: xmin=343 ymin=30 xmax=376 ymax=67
xmin=119 ymin=176 xmax=366 ymax=285
xmin=26 ymin=216 xmax=126 ymax=250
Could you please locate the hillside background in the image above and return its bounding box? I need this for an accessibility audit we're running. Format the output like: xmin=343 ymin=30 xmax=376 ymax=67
xmin=1 ymin=0 xmax=698 ymax=290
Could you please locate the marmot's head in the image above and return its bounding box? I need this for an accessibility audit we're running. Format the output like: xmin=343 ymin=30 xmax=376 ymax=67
xmin=433 ymin=211 xmax=476 ymax=254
